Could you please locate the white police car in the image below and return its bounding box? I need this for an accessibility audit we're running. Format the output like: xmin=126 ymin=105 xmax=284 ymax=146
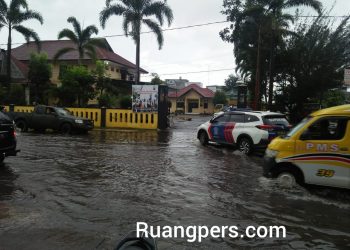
xmin=197 ymin=111 xmax=290 ymax=154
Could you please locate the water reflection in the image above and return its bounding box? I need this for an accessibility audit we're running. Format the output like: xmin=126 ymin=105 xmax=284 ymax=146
xmin=90 ymin=129 xmax=172 ymax=145
xmin=1 ymin=118 xmax=349 ymax=249
xmin=0 ymin=164 xmax=17 ymax=220
xmin=0 ymin=164 xmax=17 ymax=200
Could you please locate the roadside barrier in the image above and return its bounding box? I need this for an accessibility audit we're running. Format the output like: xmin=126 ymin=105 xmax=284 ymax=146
xmin=106 ymin=109 xmax=158 ymax=129
xmin=13 ymin=106 xmax=34 ymax=113
xmin=3 ymin=105 xmax=159 ymax=130
xmin=67 ymin=108 xmax=102 ymax=128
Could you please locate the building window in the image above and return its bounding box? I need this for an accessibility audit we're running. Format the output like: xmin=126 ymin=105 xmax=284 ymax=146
xmin=204 ymin=99 xmax=208 ymax=109
xmin=190 ymin=102 xmax=199 ymax=109
xmin=176 ymin=101 xmax=184 ymax=108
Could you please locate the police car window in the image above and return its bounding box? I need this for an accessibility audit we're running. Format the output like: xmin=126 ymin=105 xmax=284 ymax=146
xmin=214 ymin=114 xmax=228 ymax=122
xmin=306 ymin=117 xmax=348 ymax=140
xmin=229 ymin=114 xmax=245 ymax=123
xmin=245 ymin=115 xmax=259 ymax=123
xmin=263 ymin=115 xmax=289 ymax=126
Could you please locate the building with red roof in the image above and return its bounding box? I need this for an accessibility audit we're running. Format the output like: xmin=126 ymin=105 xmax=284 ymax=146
xmin=0 ymin=49 xmax=29 ymax=84
xmin=10 ymin=38 xmax=147 ymax=85
xmin=168 ymin=84 xmax=215 ymax=114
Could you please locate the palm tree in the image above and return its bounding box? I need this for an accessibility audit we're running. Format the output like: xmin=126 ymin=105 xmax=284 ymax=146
xmin=54 ymin=17 xmax=103 ymax=64
xmin=100 ymin=0 xmax=173 ymax=84
xmin=0 ymin=0 xmax=43 ymax=84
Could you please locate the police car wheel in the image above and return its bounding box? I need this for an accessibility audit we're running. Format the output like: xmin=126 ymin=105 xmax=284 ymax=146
xmin=238 ymin=137 xmax=252 ymax=155
xmin=277 ymin=172 xmax=297 ymax=188
xmin=199 ymin=131 xmax=208 ymax=145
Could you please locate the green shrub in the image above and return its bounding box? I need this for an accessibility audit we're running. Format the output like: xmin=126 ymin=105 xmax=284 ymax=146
xmin=120 ymin=95 xmax=132 ymax=109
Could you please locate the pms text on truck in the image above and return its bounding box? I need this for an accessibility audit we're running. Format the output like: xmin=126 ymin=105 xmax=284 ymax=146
xmin=8 ymin=105 xmax=94 ymax=134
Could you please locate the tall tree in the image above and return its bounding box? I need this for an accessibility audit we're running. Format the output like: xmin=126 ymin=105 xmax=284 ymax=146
xmin=274 ymin=15 xmax=350 ymax=122
xmin=224 ymin=74 xmax=239 ymax=91
xmin=100 ymin=0 xmax=173 ymax=84
xmin=0 ymin=0 xmax=43 ymax=84
xmin=28 ymin=53 xmax=52 ymax=104
xmin=54 ymin=66 xmax=96 ymax=107
xmin=54 ymin=17 xmax=103 ymax=64
xmin=263 ymin=0 xmax=322 ymax=109
xmin=220 ymin=0 xmax=322 ymax=109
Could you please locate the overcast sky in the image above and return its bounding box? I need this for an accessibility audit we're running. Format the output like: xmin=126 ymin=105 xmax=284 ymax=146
xmin=0 ymin=0 xmax=349 ymax=86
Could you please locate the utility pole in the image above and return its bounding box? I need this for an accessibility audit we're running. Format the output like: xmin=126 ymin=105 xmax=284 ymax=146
xmin=254 ymin=26 xmax=261 ymax=111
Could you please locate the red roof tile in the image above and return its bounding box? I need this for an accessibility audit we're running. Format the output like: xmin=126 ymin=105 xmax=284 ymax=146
xmin=11 ymin=39 xmax=147 ymax=73
xmin=11 ymin=55 xmax=29 ymax=79
xmin=168 ymin=84 xmax=215 ymax=98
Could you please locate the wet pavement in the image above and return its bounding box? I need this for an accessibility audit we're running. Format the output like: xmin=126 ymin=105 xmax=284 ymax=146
xmin=0 ymin=116 xmax=349 ymax=249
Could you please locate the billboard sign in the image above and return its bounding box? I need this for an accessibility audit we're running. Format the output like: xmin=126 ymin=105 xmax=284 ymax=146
xmin=344 ymin=68 xmax=350 ymax=86
xmin=132 ymin=85 xmax=158 ymax=112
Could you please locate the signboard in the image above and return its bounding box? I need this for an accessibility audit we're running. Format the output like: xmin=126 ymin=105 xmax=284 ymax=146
xmin=344 ymin=68 xmax=350 ymax=86
xmin=132 ymin=85 xmax=158 ymax=112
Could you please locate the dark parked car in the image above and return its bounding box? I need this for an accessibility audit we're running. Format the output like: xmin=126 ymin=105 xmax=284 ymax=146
xmin=0 ymin=107 xmax=19 ymax=163
xmin=8 ymin=105 xmax=94 ymax=134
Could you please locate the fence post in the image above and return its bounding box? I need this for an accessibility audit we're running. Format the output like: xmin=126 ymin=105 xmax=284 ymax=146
xmin=9 ymin=104 xmax=14 ymax=112
xmin=158 ymin=85 xmax=169 ymax=130
xmin=101 ymin=107 xmax=106 ymax=128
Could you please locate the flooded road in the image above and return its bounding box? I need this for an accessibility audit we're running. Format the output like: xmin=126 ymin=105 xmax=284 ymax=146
xmin=0 ymin=116 xmax=349 ymax=249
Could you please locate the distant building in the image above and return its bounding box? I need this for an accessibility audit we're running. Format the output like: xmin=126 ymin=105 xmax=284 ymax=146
xmin=187 ymin=82 xmax=203 ymax=88
xmin=206 ymin=85 xmax=225 ymax=93
xmin=168 ymin=84 xmax=215 ymax=114
xmin=165 ymin=78 xmax=189 ymax=90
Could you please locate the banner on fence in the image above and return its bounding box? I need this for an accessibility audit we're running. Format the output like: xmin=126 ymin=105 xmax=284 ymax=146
xmin=132 ymin=85 xmax=158 ymax=112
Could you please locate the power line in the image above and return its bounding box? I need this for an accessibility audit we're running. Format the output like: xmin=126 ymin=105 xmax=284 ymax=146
xmin=0 ymin=20 xmax=228 ymax=46
xmin=153 ymin=68 xmax=236 ymax=76
xmin=104 ymin=20 xmax=228 ymax=38
xmin=298 ymin=15 xmax=349 ymax=18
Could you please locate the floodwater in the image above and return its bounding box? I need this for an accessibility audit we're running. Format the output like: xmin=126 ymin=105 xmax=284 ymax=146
xmin=0 ymin=116 xmax=349 ymax=249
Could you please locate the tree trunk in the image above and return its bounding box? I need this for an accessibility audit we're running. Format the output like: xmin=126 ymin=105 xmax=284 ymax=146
xmin=6 ymin=25 xmax=12 ymax=86
xmin=135 ymin=37 xmax=140 ymax=84
xmin=135 ymin=22 xmax=141 ymax=84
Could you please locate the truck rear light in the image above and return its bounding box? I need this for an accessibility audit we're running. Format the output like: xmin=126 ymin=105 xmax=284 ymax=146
xmin=256 ymin=124 xmax=274 ymax=131
xmin=12 ymin=130 xmax=16 ymax=137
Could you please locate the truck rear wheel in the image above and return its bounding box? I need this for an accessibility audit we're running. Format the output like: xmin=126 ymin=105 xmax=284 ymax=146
xmin=16 ymin=120 xmax=28 ymax=132
xmin=277 ymin=172 xmax=297 ymax=188
xmin=275 ymin=165 xmax=304 ymax=188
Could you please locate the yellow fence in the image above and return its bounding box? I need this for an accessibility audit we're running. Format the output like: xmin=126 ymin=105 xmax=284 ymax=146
xmin=2 ymin=105 xmax=158 ymax=130
xmin=13 ymin=106 xmax=34 ymax=113
xmin=67 ymin=108 xmax=102 ymax=128
xmin=106 ymin=109 xmax=158 ymax=130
